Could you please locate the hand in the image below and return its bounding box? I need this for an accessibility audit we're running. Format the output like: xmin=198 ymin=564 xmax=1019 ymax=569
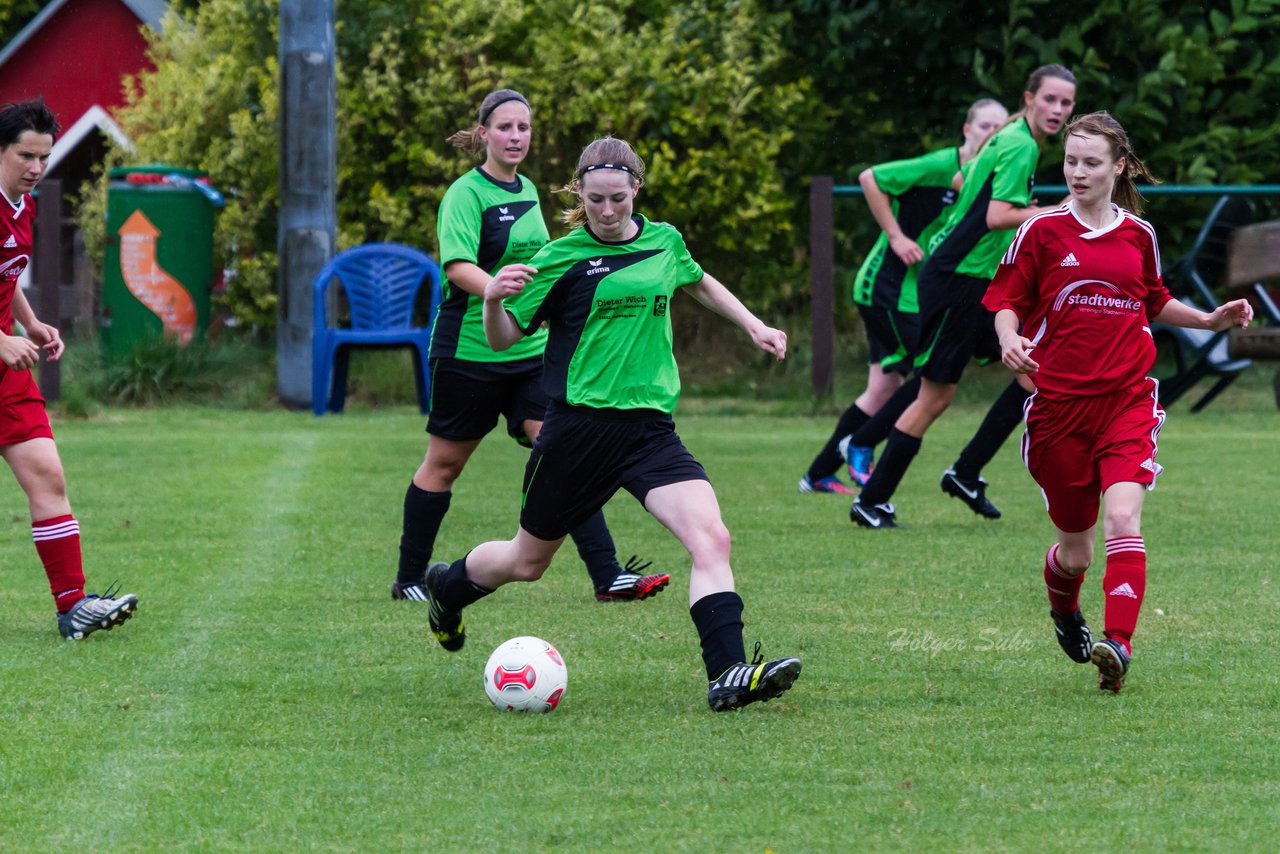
xmin=0 ymin=332 xmax=41 ymax=371
xmin=24 ymin=320 xmax=64 ymax=361
xmin=888 ymin=234 xmax=923 ymax=266
xmin=483 ymin=264 xmax=537 ymax=301
xmin=749 ymin=323 xmax=787 ymax=361
xmin=999 ymin=332 xmax=1039 ymax=375
xmin=1206 ymin=298 xmax=1254 ymax=332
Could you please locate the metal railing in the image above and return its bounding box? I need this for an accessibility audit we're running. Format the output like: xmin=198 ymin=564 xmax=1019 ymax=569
xmin=808 ymin=178 xmax=1280 ymax=396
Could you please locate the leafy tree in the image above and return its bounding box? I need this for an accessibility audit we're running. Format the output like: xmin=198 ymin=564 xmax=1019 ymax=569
xmin=81 ymin=0 xmax=811 ymax=331
xmin=0 ymin=0 xmax=44 ymax=48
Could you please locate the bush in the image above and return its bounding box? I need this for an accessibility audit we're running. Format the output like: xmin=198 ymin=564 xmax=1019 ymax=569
xmin=58 ymin=336 xmax=275 ymax=407
xmin=77 ymin=0 xmax=814 ymax=332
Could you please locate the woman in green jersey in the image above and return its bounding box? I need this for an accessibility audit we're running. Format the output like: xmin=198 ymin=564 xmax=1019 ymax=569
xmin=420 ymin=137 xmax=802 ymax=712
xmin=851 ymin=64 xmax=1077 ymax=529
xmin=393 ymin=91 xmax=669 ymax=605
xmin=799 ymin=98 xmax=1008 ymax=496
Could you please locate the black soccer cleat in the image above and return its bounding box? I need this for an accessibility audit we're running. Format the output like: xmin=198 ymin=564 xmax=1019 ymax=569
xmin=1091 ymin=637 xmax=1131 ymax=694
xmin=708 ymin=642 xmax=802 ymax=712
xmin=595 ymin=555 xmax=671 ymax=602
xmin=940 ymin=468 xmax=1002 ymax=519
xmin=1050 ymin=608 xmax=1094 ymax=664
xmin=850 ymin=499 xmax=901 ymax=529
xmin=391 ymin=580 xmax=428 ymax=601
xmin=423 ymin=561 xmax=465 ymax=652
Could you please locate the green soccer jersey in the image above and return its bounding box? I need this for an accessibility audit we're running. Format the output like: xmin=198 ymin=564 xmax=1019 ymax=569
xmin=432 ymin=167 xmax=549 ymax=362
xmin=502 ymin=215 xmax=703 ymax=413
xmin=853 ymin=147 xmax=959 ymax=313
xmin=927 ymin=117 xmax=1040 ymax=280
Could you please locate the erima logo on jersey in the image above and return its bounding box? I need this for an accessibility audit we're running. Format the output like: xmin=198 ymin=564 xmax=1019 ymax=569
xmin=2 ymin=234 xmax=15 ymax=249
xmin=587 ymin=258 xmax=610 ymax=276
xmin=1060 ymin=253 xmax=1080 ymax=267
xmin=497 ymin=206 xmax=515 ymax=223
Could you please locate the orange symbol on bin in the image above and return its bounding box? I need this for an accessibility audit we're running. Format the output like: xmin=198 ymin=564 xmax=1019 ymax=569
xmin=118 ymin=209 xmax=196 ymax=343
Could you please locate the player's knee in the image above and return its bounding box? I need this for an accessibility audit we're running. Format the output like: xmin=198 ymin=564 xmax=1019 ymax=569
xmin=1057 ymin=546 xmax=1092 ymax=575
xmin=692 ymin=520 xmax=731 ymax=564
xmin=509 ymin=554 xmax=553 ymax=582
xmin=1103 ymin=508 xmax=1141 ymax=539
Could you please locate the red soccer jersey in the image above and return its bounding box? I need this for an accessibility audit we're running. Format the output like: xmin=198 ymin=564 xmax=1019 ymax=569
xmin=983 ymin=202 xmax=1172 ymax=398
xmin=0 ymin=193 xmax=35 ymax=335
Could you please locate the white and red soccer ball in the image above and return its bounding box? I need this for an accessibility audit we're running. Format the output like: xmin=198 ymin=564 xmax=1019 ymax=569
xmin=483 ymin=636 xmax=568 ymax=713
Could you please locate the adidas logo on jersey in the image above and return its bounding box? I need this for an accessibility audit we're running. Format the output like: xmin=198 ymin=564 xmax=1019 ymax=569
xmin=1060 ymin=252 xmax=1080 ymax=267
xmin=2 ymin=234 xmax=15 ymax=249
xmin=1108 ymin=582 xmax=1138 ymax=599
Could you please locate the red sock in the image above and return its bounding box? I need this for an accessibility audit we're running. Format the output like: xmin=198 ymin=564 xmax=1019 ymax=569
xmin=1102 ymin=536 xmax=1147 ymax=655
xmin=1044 ymin=544 xmax=1085 ymax=614
xmin=33 ymin=515 xmax=85 ymax=612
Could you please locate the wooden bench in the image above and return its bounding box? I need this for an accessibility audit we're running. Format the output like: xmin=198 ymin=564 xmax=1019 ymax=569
xmin=1225 ymin=219 xmax=1280 ymax=406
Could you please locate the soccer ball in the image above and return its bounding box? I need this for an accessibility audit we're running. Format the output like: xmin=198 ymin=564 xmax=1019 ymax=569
xmin=483 ymin=636 xmax=568 ymax=713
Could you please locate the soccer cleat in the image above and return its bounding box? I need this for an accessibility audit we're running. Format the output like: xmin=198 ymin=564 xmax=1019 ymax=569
xmin=798 ymin=474 xmax=854 ymax=495
xmin=838 ymin=435 xmax=875 ymax=487
xmin=1091 ymin=637 xmax=1131 ymax=693
xmin=708 ymin=642 xmax=803 ymax=712
xmin=1050 ymin=608 xmax=1094 ymax=664
xmin=850 ymin=499 xmax=901 ymax=529
xmin=595 ymin=555 xmax=671 ymax=602
xmin=391 ymin=580 xmax=428 ymax=601
xmin=423 ymin=561 xmax=465 ymax=652
xmin=940 ymin=468 xmax=1002 ymax=519
xmin=57 ymin=582 xmax=138 ymax=640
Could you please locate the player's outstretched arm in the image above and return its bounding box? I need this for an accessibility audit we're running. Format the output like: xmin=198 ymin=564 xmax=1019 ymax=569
xmin=10 ymin=284 xmax=63 ymax=361
xmin=686 ymin=273 xmax=786 ymax=360
xmin=994 ymin=308 xmax=1038 ymax=374
xmin=482 ymin=264 xmax=537 ymax=351
xmin=1154 ymin=297 xmax=1253 ymax=332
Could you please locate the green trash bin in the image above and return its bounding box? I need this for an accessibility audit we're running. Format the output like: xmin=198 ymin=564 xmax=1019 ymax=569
xmin=101 ymin=165 xmax=224 ymax=360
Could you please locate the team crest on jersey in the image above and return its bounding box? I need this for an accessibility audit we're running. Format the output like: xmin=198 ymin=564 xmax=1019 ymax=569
xmin=653 ymin=295 xmax=667 ymax=317
xmin=0 ymin=253 xmax=29 ymax=281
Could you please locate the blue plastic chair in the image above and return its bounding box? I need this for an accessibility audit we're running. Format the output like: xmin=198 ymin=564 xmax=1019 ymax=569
xmin=311 ymin=243 xmax=442 ymax=415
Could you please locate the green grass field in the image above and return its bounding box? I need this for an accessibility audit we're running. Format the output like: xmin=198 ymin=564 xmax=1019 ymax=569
xmin=2 ymin=369 xmax=1277 ymax=851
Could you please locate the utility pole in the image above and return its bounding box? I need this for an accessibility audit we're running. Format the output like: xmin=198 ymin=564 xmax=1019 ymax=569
xmin=277 ymin=0 xmax=336 ymax=408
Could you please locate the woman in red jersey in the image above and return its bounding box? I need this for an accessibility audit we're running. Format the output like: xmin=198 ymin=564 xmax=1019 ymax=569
xmin=985 ymin=111 xmax=1252 ymax=693
xmin=0 ymin=100 xmax=137 ymax=639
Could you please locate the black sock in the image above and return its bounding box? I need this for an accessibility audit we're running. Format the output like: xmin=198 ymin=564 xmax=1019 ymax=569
xmin=398 ymin=484 xmax=451 ymax=584
xmin=569 ymin=510 xmax=622 ymax=591
xmin=436 ymin=555 xmax=494 ymax=610
xmin=690 ymin=591 xmax=747 ymax=680
xmin=849 ymin=377 xmax=920 ymax=449
xmin=806 ymin=403 xmax=871 ymax=481
xmin=952 ymin=380 xmax=1030 ymax=481
xmin=859 ymin=427 xmax=922 ymax=506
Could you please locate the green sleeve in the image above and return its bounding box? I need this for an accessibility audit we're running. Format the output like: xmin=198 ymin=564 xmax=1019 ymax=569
xmin=504 ymin=242 xmax=559 ymax=333
xmin=873 ymin=148 xmax=957 ymax=196
xmin=437 ymin=182 xmax=481 ymax=266
xmin=990 ymin=136 xmax=1039 ymax=207
xmin=669 ymin=228 xmax=704 ymax=288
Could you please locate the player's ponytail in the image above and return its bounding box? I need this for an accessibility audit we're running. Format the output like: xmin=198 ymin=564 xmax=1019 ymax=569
xmin=1064 ymin=111 xmax=1160 ymax=214
xmin=559 ymin=137 xmax=647 ymax=230
xmin=446 ymin=89 xmax=531 ymax=156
